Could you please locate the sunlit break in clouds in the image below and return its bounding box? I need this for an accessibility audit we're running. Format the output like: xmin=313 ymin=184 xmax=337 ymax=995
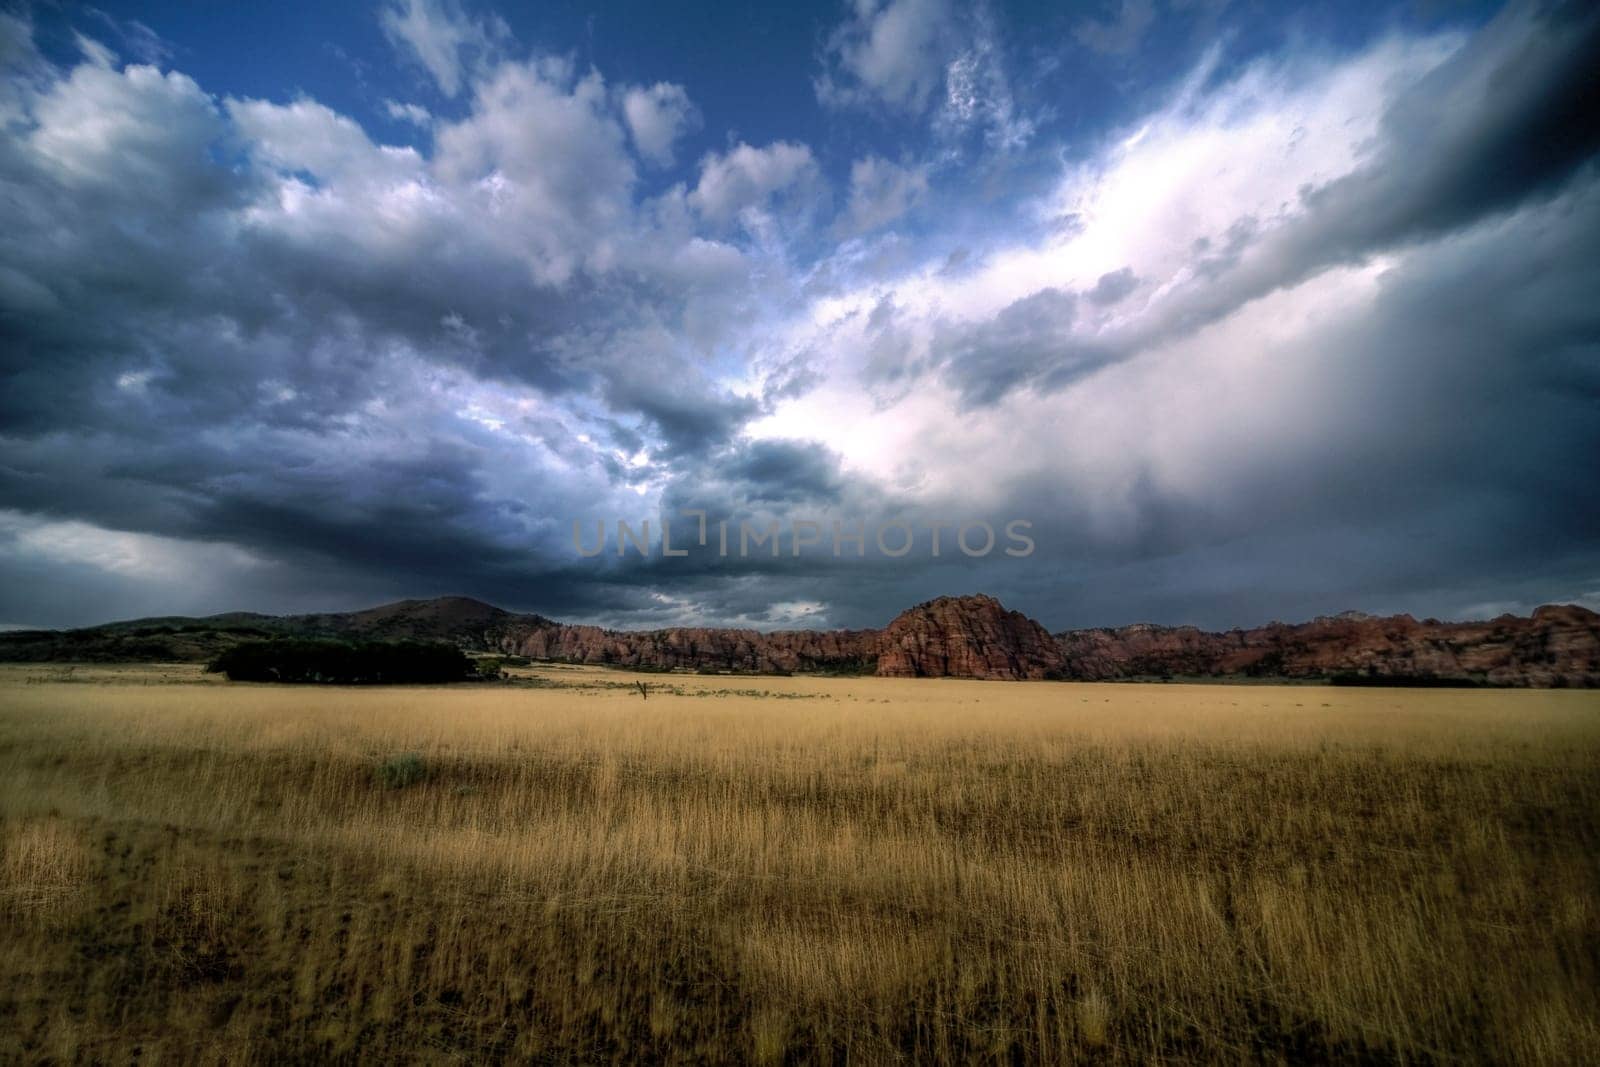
xmin=1 ymin=0 xmax=1597 ymax=630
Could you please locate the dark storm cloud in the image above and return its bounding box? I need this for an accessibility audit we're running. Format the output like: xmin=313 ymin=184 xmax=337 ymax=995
xmin=0 ymin=3 xmax=1596 ymax=633
xmin=1088 ymin=267 xmax=1139 ymax=306
xmin=0 ymin=25 xmax=804 ymax=623
xmin=936 ymin=0 xmax=1600 ymax=409
xmin=929 ymin=287 xmax=1081 ymax=406
xmin=717 ymin=440 xmax=846 ymax=505
xmin=602 ymin=375 xmax=762 ymax=459
xmin=652 ymin=437 xmax=870 ymax=524
xmin=1310 ymin=0 xmax=1600 ymax=252
xmin=1204 ymin=0 xmax=1600 ymax=310
xmin=1127 ymin=0 xmax=1600 ymax=349
xmin=0 ymin=42 xmax=766 ymax=438
xmin=967 ymin=178 xmax=1600 ymax=629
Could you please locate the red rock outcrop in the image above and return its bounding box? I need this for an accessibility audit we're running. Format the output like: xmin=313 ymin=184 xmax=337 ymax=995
xmin=490 ymin=594 xmax=1067 ymax=679
xmin=7 ymin=594 xmax=1595 ymax=686
xmin=415 ymin=597 xmax=1600 ymax=685
xmin=875 ymin=595 xmax=1065 ymax=679
xmin=1054 ymin=604 xmax=1600 ymax=686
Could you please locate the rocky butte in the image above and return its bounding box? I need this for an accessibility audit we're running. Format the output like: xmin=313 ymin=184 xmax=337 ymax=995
xmin=1 ymin=595 xmax=1596 ymax=687
xmin=874 ymin=595 xmax=1065 ymax=680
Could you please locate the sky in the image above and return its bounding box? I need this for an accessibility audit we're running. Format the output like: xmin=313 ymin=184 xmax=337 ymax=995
xmin=0 ymin=0 xmax=1597 ymax=633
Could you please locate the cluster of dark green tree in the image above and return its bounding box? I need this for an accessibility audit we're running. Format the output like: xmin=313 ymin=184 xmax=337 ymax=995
xmin=207 ymin=639 xmax=479 ymax=684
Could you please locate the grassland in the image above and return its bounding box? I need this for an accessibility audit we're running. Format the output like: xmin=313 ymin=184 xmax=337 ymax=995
xmin=1 ymin=663 xmax=1597 ymax=1064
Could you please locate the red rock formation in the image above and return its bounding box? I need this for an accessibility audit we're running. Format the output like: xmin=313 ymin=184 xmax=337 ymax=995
xmin=488 ymin=594 xmax=1067 ymax=679
xmin=875 ymin=595 xmax=1065 ymax=679
xmin=1054 ymin=604 xmax=1600 ymax=687
xmin=243 ymin=595 xmax=1600 ymax=685
xmin=8 ymin=593 xmax=1595 ymax=686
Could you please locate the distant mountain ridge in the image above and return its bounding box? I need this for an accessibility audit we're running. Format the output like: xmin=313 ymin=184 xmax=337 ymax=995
xmin=2 ymin=595 xmax=1596 ymax=687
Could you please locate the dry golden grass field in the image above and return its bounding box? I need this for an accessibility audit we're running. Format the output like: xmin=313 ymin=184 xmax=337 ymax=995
xmin=1 ymin=663 xmax=1597 ymax=1064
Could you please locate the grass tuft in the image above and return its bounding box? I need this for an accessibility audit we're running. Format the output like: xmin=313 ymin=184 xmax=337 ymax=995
xmin=375 ymin=752 xmax=427 ymax=790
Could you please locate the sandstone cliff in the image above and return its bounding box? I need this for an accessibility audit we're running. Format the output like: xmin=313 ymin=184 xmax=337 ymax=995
xmin=482 ymin=595 xmax=1597 ymax=686
xmin=875 ymin=595 xmax=1065 ymax=679
xmin=1054 ymin=603 xmax=1600 ymax=686
xmin=4 ymin=594 xmax=1595 ymax=686
xmin=488 ymin=594 xmax=1061 ymax=679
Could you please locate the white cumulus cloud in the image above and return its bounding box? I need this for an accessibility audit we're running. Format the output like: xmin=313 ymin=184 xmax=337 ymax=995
xmin=620 ymin=82 xmax=700 ymax=167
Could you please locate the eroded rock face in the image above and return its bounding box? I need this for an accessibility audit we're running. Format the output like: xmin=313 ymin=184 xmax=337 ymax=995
xmin=249 ymin=596 xmax=1600 ymax=685
xmin=1054 ymin=605 xmax=1600 ymax=687
xmin=490 ymin=594 xmax=1070 ymax=679
xmin=7 ymin=592 xmax=1594 ymax=685
xmin=875 ymin=595 xmax=1066 ymax=679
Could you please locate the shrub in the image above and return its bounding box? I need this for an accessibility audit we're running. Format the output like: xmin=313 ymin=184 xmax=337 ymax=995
xmin=471 ymin=658 xmax=507 ymax=680
xmin=376 ymin=753 xmax=427 ymax=790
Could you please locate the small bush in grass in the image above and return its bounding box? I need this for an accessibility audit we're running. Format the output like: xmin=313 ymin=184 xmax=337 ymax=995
xmin=377 ymin=753 xmax=427 ymax=790
xmin=471 ymin=658 xmax=507 ymax=680
xmin=1076 ymin=988 xmax=1111 ymax=1048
